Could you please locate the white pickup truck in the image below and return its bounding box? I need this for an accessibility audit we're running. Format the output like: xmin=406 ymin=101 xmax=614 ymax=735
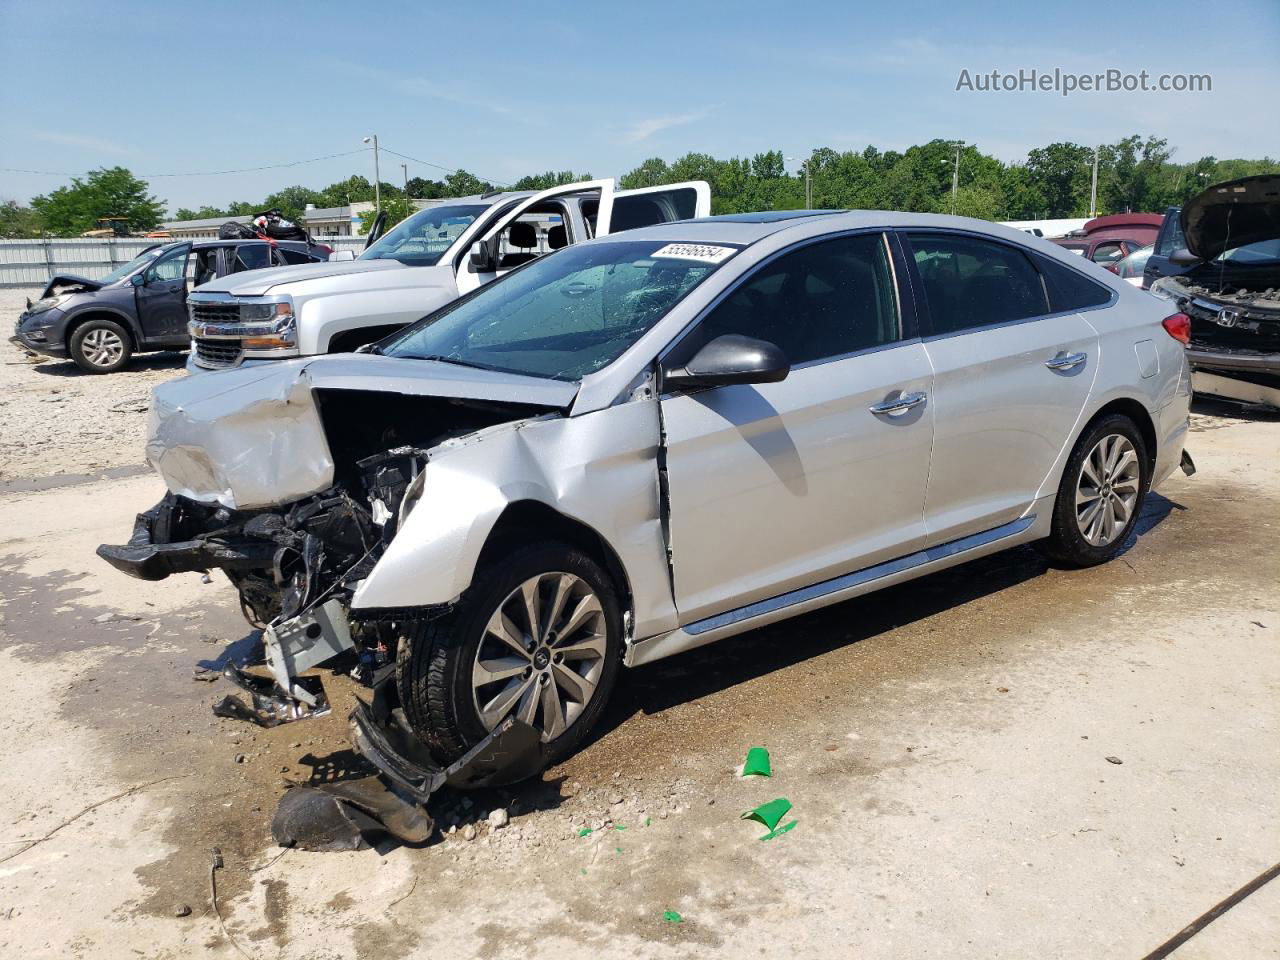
xmin=185 ymin=178 xmax=710 ymax=371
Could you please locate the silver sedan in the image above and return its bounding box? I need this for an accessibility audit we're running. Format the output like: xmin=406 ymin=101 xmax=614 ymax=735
xmin=102 ymin=209 xmax=1194 ymax=781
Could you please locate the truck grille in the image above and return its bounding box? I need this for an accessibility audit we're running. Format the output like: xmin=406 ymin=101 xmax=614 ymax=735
xmin=190 ymin=302 xmax=243 ymax=326
xmin=194 ymin=338 xmax=243 ymax=369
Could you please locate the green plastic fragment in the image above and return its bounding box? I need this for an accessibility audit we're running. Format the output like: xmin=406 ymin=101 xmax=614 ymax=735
xmin=577 ymin=827 xmax=593 ymax=838
xmin=581 ymin=868 xmax=588 ymax=875
xmin=662 ymin=910 xmax=684 ymax=924
xmin=645 ymin=816 xmax=652 ymax=827
xmin=615 ymin=824 xmax=627 ymax=831
xmin=743 ymin=746 xmax=772 ymax=777
xmin=615 ymin=847 xmax=623 ymax=854
xmin=742 ymin=797 xmax=791 ymax=833
xmin=762 ymin=820 xmax=798 ymax=841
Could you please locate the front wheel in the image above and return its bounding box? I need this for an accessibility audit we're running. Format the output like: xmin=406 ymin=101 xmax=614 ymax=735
xmin=397 ymin=542 xmax=623 ymax=774
xmin=1037 ymin=413 xmax=1149 ymax=567
xmin=69 ymin=318 xmax=132 ymax=373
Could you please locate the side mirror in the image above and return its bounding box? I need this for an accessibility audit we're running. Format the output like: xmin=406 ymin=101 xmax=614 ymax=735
xmin=130 ymin=273 xmax=146 ymax=287
xmin=1169 ymin=247 xmax=1202 ymax=266
xmin=328 ymin=250 xmax=356 ymax=262
xmin=663 ymin=334 xmax=790 ymax=391
xmin=468 ymin=240 xmax=496 ymax=274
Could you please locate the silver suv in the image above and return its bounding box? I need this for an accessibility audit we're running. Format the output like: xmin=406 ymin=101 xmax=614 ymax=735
xmin=102 ymin=209 xmax=1193 ymax=793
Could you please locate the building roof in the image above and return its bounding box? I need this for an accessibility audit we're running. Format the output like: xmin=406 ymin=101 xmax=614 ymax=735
xmin=160 ymin=214 xmax=252 ymax=230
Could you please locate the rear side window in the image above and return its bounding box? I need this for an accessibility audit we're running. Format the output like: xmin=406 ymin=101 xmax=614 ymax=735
xmin=231 ymin=244 xmax=270 ymax=272
xmin=906 ymin=233 xmax=1049 ymax=335
xmin=1035 ymin=255 xmax=1113 ymax=311
xmin=692 ymin=232 xmax=900 ymax=365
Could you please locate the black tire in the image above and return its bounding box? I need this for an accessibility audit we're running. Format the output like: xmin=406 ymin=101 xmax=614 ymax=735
xmin=69 ymin=318 xmax=133 ymax=374
xmin=1037 ymin=413 xmax=1150 ymax=568
xmin=396 ymin=541 xmax=624 ymax=774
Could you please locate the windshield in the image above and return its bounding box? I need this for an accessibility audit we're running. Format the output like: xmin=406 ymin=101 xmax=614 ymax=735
xmin=1219 ymin=238 xmax=1280 ymax=264
xmin=381 ymin=240 xmax=733 ymax=380
xmin=360 ymin=204 xmax=488 ymax=265
xmin=100 ymin=245 xmax=167 ymax=284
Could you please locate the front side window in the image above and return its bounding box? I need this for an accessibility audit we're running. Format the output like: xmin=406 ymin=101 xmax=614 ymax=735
xmin=360 ymin=203 xmax=488 ymax=265
xmin=1091 ymin=242 xmax=1125 ymax=264
xmin=101 ymin=246 xmax=163 ymax=285
xmin=144 ymin=244 xmax=190 ymax=283
xmin=231 ymin=244 xmax=270 ymax=272
xmin=907 ymin=233 xmax=1049 ymax=335
xmin=382 ymin=239 xmax=729 ymax=380
xmin=689 ymin=233 xmax=900 ymax=365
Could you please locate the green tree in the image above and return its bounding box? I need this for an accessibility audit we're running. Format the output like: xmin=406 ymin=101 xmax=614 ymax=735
xmin=0 ymin=201 xmax=44 ymax=238
xmin=261 ymin=185 xmax=325 ymax=223
xmin=619 ymin=158 xmax=672 ymax=189
xmin=318 ymin=175 xmax=376 ymax=208
xmin=1024 ymin=143 xmax=1092 ymax=217
xmin=30 ymin=167 xmax=165 ymax=236
xmin=511 ymin=170 xmax=592 ymax=191
xmin=405 ymin=176 xmax=446 ymax=199
xmin=358 ymin=196 xmax=416 ymax=234
xmin=444 ymin=169 xmax=493 ymax=196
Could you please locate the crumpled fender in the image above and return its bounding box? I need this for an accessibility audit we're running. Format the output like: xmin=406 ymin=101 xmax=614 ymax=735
xmin=350 ymin=401 xmax=679 ymax=640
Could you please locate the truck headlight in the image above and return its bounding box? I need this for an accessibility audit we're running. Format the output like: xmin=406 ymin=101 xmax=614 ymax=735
xmin=242 ymin=301 xmax=297 ymax=352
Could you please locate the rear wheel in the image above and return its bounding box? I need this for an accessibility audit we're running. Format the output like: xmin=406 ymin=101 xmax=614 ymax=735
xmin=69 ymin=318 xmax=132 ymax=373
xmin=397 ymin=542 xmax=623 ymax=774
xmin=1037 ymin=414 xmax=1149 ymax=567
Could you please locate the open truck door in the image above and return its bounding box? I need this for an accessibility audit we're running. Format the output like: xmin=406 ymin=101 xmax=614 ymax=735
xmin=457 ymin=179 xmax=617 ymax=296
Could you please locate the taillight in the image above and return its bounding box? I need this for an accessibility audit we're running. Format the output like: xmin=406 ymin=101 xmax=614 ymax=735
xmin=1162 ymin=312 xmax=1191 ymax=345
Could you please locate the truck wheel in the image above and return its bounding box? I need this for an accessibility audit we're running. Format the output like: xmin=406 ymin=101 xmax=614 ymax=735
xmin=1036 ymin=414 xmax=1149 ymax=567
xmin=397 ymin=542 xmax=624 ymax=773
xmin=69 ymin=318 xmax=132 ymax=373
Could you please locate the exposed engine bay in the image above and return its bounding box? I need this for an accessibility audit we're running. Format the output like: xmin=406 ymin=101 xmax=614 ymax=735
xmin=98 ymin=364 xmax=566 ymax=836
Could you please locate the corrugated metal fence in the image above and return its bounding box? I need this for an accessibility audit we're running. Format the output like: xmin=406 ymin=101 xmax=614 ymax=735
xmin=0 ymin=237 xmax=369 ymax=288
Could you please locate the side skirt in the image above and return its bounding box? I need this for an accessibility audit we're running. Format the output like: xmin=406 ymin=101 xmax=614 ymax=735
xmin=625 ymin=515 xmax=1037 ymax=667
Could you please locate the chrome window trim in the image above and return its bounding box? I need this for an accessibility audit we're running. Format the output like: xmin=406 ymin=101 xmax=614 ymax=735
xmin=655 ymin=227 xmax=908 ymax=382
xmin=899 ymin=227 xmax=1119 ymax=344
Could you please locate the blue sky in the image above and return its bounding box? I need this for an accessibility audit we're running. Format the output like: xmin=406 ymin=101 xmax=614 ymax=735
xmin=2 ymin=0 xmax=1277 ymax=215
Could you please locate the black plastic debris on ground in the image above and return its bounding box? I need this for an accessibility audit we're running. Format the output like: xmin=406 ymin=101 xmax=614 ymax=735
xmin=272 ymin=777 xmax=434 ymax=852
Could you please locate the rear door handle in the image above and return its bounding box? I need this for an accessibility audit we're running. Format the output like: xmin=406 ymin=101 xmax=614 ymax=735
xmin=869 ymin=391 xmax=927 ymax=415
xmin=1044 ymin=351 xmax=1087 ymax=371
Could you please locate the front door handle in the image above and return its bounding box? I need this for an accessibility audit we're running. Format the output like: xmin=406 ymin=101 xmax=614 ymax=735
xmin=869 ymin=391 xmax=927 ymax=416
xmin=1044 ymin=351 xmax=1087 ymax=371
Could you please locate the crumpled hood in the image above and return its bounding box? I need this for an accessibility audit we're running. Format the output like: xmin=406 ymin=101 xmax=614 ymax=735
xmin=197 ymin=257 xmax=405 ymax=296
xmin=146 ymin=353 xmax=578 ymax=510
xmin=1182 ymin=174 xmax=1280 ymax=261
xmin=40 ymin=273 xmax=104 ymax=299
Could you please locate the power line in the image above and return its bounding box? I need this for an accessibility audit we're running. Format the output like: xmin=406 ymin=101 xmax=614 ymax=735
xmin=378 ymin=146 xmax=511 ymax=187
xmin=0 ymin=145 xmax=509 ymax=184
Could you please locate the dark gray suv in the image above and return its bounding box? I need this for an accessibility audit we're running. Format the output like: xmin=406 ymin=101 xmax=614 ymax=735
xmin=11 ymin=238 xmax=329 ymax=373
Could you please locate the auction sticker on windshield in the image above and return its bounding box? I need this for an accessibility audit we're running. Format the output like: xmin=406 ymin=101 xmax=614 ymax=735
xmin=651 ymin=243 xmax=737 ymax=264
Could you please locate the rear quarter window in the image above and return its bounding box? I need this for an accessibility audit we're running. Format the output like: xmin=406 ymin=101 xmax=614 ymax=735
xmin=1034 ymin=255 xmax=1114 ymax=312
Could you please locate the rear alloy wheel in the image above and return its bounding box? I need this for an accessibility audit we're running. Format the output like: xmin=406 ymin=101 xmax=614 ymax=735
xmin=1038 ymin=414 xmax=1149 ymax=567
xmin=69 ymin=318 xmax=133 ymax=373
xmin=397 ymin=542 xmax=623 ymax=774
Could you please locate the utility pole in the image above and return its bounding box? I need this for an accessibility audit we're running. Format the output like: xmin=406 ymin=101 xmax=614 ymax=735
xmin=363 ymin=135 xmax=381 ymax=216
xmin=401 ymin=163 xmax=409 ymax=198
xmin=1089 ymin=146 xmax=1099 ymax=218
xmin=804 ymin=160 xmax=812 ymax=209
xmin=951 ymin=143 xmax=962 ymax=215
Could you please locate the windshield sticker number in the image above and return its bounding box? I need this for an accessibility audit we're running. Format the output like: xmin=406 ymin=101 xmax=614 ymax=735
xmin=651 ymin=243 xmax=736 ymax=264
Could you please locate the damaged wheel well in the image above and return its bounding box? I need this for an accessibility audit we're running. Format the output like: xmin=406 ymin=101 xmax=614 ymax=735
xmin=1086 ymin=398 xmax=1157 ymax=470
xmin=476 ymin=501 xmax=633 ymax=621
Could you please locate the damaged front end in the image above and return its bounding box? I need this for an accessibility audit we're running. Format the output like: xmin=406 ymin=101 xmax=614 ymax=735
xmin=98 ymin=355 xmax=572 ymax=823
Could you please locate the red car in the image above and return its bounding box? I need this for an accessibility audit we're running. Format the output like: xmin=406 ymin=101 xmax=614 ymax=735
xmin=1053 ymin=213 xmax=1165 ymax=268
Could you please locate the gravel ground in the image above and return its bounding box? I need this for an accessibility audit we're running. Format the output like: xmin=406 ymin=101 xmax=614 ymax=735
xmin=0 ymin=288 xmax=188 ymax=485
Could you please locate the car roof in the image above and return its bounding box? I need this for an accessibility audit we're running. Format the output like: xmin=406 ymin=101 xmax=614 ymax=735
xmin=602 ymin=209 xmax=1044 ymax=247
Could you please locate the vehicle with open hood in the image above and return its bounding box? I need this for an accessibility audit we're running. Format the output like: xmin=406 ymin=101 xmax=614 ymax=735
xmin=1147 ymin=174 xmax=1280 ymax=408
xmin=99 ymin=210 xmax=1193 ymax=818
xmin=184 ymin=178 xmax=710 ymax=373
xmin=10 ymin=238 xmax=328 ymax=373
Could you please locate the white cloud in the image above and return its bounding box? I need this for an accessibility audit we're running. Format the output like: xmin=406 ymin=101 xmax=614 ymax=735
xmin=616 ymin=111 xmax=708 ymax=144
xmin=29 ymin=130 xmax=135 ymax=156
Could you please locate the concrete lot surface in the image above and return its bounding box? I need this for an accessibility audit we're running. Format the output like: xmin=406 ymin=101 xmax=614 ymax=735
xmin=0 ymin=312 xmax=1276 ymax=958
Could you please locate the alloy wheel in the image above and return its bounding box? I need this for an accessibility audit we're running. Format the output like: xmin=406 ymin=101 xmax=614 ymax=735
xmin=471 ymin=572 xmax=608 ymax=742
xmin=82 ymin=328 xmax=125 ymax=367
xmin=1075 ymin=433 xmax=1140 ymax=547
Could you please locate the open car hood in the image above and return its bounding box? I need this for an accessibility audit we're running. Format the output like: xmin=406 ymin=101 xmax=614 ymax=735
xmin=1182 ymin=174 xmax=1280 ymax=261
xmin=146 ymin=353 xmax=577 ymax=510
xmin=41 ymin=273 xmax=105 ymax=299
